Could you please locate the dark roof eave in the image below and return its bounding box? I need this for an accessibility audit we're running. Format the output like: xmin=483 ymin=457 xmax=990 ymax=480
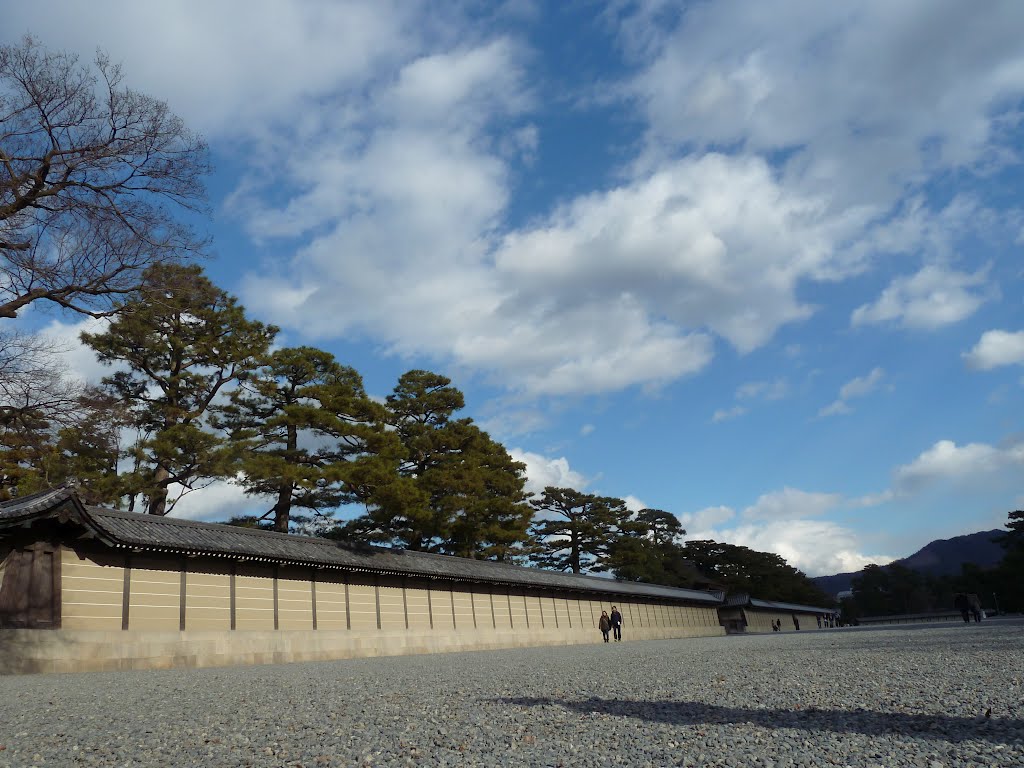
xmin=0 ymin=488 xmax=725 ymax=605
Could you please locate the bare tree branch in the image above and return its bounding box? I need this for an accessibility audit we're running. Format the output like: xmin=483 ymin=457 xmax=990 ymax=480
xmin=0 ymin=36 xmax=210 ymax=320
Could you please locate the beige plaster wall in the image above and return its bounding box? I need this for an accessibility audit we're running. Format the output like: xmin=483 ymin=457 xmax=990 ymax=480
xmin=61 ymin=548 xmax=124 ymax=630
xmin=4 ymin=546 xmax=727 ymax=673
xmin=0 ymin=621 xmax=727 ymax=675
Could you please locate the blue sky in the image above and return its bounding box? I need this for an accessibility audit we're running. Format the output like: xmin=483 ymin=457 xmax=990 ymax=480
xmin=7 ymin=0 xmax=1024 ymax=576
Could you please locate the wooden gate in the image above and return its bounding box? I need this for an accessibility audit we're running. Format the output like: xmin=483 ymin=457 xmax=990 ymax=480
xmin=0 ymin=542 xmax=61 ymax=628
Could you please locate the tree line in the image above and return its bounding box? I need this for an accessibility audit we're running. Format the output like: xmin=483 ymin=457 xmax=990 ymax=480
xmin=841 ymin=510 xmax=1024 ymax=619
xmin=0 ymin=36 xmax=833 ymax=605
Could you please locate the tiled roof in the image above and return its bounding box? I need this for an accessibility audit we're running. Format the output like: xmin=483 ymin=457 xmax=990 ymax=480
xmin=725 ymin=592 xmax=833 ymax=614
xmin=0 ymin=486 xmax=78 ymax=519
xmin=0 ymin=488 xmax=723 ymax=605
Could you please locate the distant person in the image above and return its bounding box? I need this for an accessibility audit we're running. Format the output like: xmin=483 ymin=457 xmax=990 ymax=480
xmin=610 ymin=606 xmax=623 ymax=642
xmin=816 ymin=615 xmax=822 ymax=629
xmin=954 ymin=593 xmax=970 ymax=623
xmin=598 ymin=611 xmax=611 ymax=643
xmin=771 ymin=619 xmax=780 ymax=632
xmin=967 ymin=593 xmax=983 ymax=623
xmin=792 ymin=614 xmax=800 ymax=631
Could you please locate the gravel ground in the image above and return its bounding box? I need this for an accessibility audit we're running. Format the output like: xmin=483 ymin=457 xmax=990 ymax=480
xmin=1 ymin=622 xmax=1021 ymax=768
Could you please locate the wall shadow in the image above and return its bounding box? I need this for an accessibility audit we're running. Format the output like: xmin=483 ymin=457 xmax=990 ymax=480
xmin=496 ymin=697 xmax=1021 ymax=745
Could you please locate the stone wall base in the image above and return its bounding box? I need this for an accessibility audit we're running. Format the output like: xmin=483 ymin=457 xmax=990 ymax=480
xmin=0 ymin=624 xmax=725 ymax=675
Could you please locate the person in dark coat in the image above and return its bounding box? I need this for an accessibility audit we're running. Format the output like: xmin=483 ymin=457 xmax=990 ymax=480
xmin=598 ymin=611 xmax=611 ymax=642
xmin=954 ymin=593 xmax=970 ymax=623
xmin=609 ymin=606 xmax=623 ymax=641
xmin=967 ymin=593 xmax=983 ymax=622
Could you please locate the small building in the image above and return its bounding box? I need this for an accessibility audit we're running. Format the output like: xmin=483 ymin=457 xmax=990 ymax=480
xmin=0 ymin=488 xmax=726 ymax=674
xmin=717 ymin=593 xmax=835 ymax=633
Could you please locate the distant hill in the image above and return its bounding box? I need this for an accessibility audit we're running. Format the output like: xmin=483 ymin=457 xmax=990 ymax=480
xmin=812 ymin=529 xmax=1005 ymax=596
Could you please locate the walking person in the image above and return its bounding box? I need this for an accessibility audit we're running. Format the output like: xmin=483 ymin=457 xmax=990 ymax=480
xmin=610 ymin=606 xmax=623 ymax=642
xmin=598 ymin=611 xmax=611 ymax=643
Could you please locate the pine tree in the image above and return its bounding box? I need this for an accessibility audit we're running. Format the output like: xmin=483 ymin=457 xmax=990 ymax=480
xmin=82 ymin=264 xmax=276 ymax=514
xmin=212 ymin=346 xmax=395 ymax=532
xmin=342 ymin=370 xmax=533 ymax=557
xmin=528 ymin=486 xmax=630 ymax=573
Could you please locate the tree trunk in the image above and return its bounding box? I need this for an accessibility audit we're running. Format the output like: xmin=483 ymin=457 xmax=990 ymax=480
xmin=272 ymin=482 xmax=292 ymax=533
xmin=147 ymin=466 xmax=171 ymax=515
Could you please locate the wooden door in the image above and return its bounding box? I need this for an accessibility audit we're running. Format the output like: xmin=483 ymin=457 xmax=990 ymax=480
xmin=0 ymin=542 xmax=61 ymax=629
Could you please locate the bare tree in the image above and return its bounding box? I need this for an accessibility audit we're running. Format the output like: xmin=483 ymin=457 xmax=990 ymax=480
xmin=0 ymin=329 xmax=82 ymax=427
xmin=0 ymin=36 xmax=210 ymax=320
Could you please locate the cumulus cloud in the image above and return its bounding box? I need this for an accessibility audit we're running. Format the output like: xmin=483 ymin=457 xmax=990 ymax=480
xmin=742 ymin=487 xmax=842 ymax=521
xmin=36 ymin=316 xmax=115 ymax=385
xmin=723 ymin=520 xmax=894 ymax=577
xmin=507 ymin=449 xmax=589 ymax=497
xmin=819 ymin=367 xmax=885 ymax=417
xmin=963 ymin=330 xmax=1024 ymax=370
xmin=851 ymin=265 xmax=992 ymax=330
xmin=622 ymin=495 xmax=647 ymax=512
xmin=12 ymin=3 xmax=1020 ymax=401
xmin=5 ymin=0 xmax=421 ymax=137
xmin=679 ymin=503 xmax=892 ymax=576
xmin=168 ymin=479 xmax=271 ymax=522
xmin=622 ymin=1 xmax=1024 ymax=207
xmin=679 ymin=505 xmax=736 ymax=533
xmin=894 ymin=439 xmax=1024 ymax=492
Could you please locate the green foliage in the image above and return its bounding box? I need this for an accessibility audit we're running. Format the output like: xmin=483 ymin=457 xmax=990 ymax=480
xmin=528 ymin=486 xmax=630 ymax=573
xmin=0 ymin=387 xmax=128 ymax=504
xmin=681 ymin=539 xmax=833 ymax=605
xmin=843 ymin=514 xmax=1024 ymax=618
xmin=212 ymin=346 xmax=396 ymax=532
xmin=82 ymin=263 xmax=276 ymax=514
xmin=341 ymin=370 xmax=533 ymax=559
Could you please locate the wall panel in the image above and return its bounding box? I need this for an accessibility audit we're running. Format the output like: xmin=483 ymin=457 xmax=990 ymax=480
xmin=128 ymin=557 xmax=180 ymax=630
xmin=526 ymin=592 xmax=544 ymax=628
xmin=278 ymin=567 xmax=313 ymax=630
xmin=553 ymin=595 xmax=571 ymax=629
xmin=315 ymin=573 xmax=348 ymax=631
xmin=184 ymin=563 xmax=231 ymax=630
xmin=61 ymin=548 xmax=123 ymax=630
xmin=235 ymin=565 xmax=274 ymax=631
xmin=509 ymin=590 xmax=529 ymax=628
xmin=452 ymin=588 xmax=475 ymax=629
xmin=374 ymin=576 xmax=404 ymax=630
xmin=491 ymin=587 xmax=511 ymax=629
xmin=433 ymin=586 xmax=456 ymax=630
xmin=404 ymin=580 xmax=432 ymax=630
xmin=347 ymin=576 xmax=377 ymax=630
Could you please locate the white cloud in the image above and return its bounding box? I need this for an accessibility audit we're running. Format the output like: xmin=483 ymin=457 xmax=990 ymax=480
xmin=580 ymin=423 xmax=596 ymax=436
xmin=736 ymin=378 xmax=787 ymax=401
xmin=711 ymin=405 xmax=746 ymax=423
xmin=168 ymin=480 xmax=271 ymax=522
xmin=680 ymin=505 xmax=736 ymax=533
xmin=622 ymin=1 xmax=1024 ymax=207
xmin=37 ymin=316 xmax=114 ymax=385
xmin=851 ymin=265 xmax=992 ymax=330
xmin=839 ymin=367 xmax=886 ymax=399
xmin=622 ymin=495 xmax=647 ymax=512
xmin=894 ymin=438 xmax=1024 ymax=491
xmin=963 ymin=329 xmax=1024 ymax=369
xmin=507 ymin=449 xmax=589 ymax=497
xmin=818 ymin=367 xmax=885 ymax=417
xmin=5 ymin=1 xmax=421 ymax=137
xmin=723 ymin=520 xmax=894 ymax=577
xmin=742 ymin=487 xmax=842 ymax=521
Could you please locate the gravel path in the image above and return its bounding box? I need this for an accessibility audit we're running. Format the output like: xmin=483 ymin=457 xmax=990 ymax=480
xmin=1 ymin=622 xmax=1021 ymax=767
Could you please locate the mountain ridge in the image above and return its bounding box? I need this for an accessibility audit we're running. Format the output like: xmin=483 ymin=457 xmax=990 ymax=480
xmin=812 ymin=529 xmax=1005 ymax=596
